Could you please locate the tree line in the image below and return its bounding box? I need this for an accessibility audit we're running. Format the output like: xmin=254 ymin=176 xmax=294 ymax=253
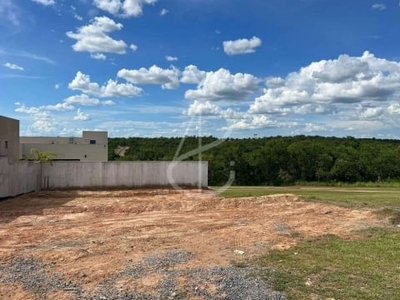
xmin=108 ymin=135 xmax=400 ymax=186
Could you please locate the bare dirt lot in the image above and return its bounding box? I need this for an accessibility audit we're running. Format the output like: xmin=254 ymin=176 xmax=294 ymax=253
xmin=0 ymin=189 xmax=385 ymax=299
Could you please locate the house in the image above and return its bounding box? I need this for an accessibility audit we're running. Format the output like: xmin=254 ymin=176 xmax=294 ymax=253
xmin=0 ymin=116 xmax=20 ymax=164
xmin=1 ymin=115 xmax=207 ymax=198
xmin=0 ymin=116 xmax=39 ymax=198
xmin=20 ymin=131 xmax=108 ymax=162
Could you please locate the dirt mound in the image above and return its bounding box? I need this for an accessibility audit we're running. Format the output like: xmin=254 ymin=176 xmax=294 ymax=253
xmin=3 ymin=191 xmax=298 ymax=217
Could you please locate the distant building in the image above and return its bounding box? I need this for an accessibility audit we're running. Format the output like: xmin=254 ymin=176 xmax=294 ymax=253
xmin=20 ymin=131 xmax=108 ymax=162
xmin=0 ymin=116 xmax=20 ymax=164
xmin=1 ymin=115 xmax=206 ymax=199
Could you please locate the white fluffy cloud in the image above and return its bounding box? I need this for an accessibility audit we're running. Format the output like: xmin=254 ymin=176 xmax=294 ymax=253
xmin=73 ymin=108 xmax=90 ymax=121
xmin=165 ymin=55 xmax=178 ymax=61
xmin=180 ymin=65 xmax=206 ymax=84
xmin=29 ymin=111 xmax=56 ymax=133
xmin=44 ymin=102 xmax=75 ymax=111
xmin=73 ymin=13 xmax=83 ymax=21
xmin=66 ymin=16 xmax=127 ymax=55
xmin=15 ymin=102 xmax=74 ymax=113
xmin=160 ymin=8 xmax=168 ymax=16
xmin=185 ymin=68 xmax=259 ymax=101
xmin=4 ymin=62 xmax=24 ymax=71
xmin=249 ymin=51 xmax=400 ymax=114
xmin=91 ymin=53 xmax=106 ymax=60
xmin=223 ymin=36 xmax=262 ymax=55
xmin=68 ymin=71 xmax=142 ymax=97
xmin=93 ymin=0 xmax=120 ymax=15
xmin=100 ymin=80 xmax=141 ymax=97
xmin=0 ymin=0 xmax=20 ymax=26
xmin=388 ymin=103 xmax=400 ymax=115
xmin=185 ymin=100 xmax=246 ymax=121
xmin=359 ymin=106 xmax=384 ymax=119
xmin=69 ymin=72 xmax=99 ymax=95
xmin=292 ymin=103 xmax=336 ymax=115
xmin=15 ymin=103 xmax=61 ymax=134
xmin=31 ymin=0 xmax=55 ymax=6
xmin=15 ymin=103 xmax=40 ymax=114
xmin=117 ymin=65 xmax=180 ymax=89
xmin=186 ymin=100 xmax=221 ymax=116
xmin=64 ymin=94 xmax=114 ymax=106
xmin=371 ymin=3 xmax=386 ymax=10
xmin=180 ymin=51 xmax=400 ymax=135
xmin=130 ymin=43 xmax=138 ymax=51
xmin=93 ymin=0 xmax=157 ymax=18
xmin=226 ymin=115 xmax=278 ymax=130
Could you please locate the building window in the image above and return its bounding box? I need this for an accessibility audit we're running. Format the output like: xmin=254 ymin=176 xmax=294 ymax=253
xmin=5 ymin=141 xmax=8 ymax=149
xmin=90 ymin=140 xmax=96 ymax=145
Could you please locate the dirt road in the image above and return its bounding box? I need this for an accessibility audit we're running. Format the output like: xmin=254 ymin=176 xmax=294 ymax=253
xmin=0 ymin=189 xmax=384 ymax=299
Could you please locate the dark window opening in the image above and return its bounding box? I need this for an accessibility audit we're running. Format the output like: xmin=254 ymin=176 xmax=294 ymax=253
xmin=52 ymin=159 xmax=80 ymax=161
xmin=90 ymin=140 xmax=96 ymax=144
xmin=5 ymin=141 xmax=8 ymax=149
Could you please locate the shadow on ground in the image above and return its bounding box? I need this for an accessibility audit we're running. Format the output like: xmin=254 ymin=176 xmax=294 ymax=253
xmin=0 ymin=190 xmax=80 ymax=223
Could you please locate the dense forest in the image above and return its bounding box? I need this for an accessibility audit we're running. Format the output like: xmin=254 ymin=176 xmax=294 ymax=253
xmin=108 ymin=136 xmax=400 ymax=186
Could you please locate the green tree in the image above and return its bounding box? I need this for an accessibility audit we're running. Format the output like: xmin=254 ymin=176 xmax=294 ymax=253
xmin=29 ymin=148 xmax=58 ymax=164
xmin=107 ymin=135 xmax=400 ymax=186
xmin=28 ymin=148 xmax=58 ymax=190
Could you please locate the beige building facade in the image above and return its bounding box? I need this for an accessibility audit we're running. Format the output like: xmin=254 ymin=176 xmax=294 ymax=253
xmin=0 ymin=116 xmax=20 ymax=164
xmin=20 ymin=131 xmax=108 ymax=162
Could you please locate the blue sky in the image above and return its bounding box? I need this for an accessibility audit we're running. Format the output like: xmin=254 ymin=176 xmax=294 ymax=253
xmin=1 ymin=0 xmax=400 ymax=138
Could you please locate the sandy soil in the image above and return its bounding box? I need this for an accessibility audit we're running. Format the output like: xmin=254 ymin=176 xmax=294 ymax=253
xmin=0 ymin=189 xmax=386 ymax=299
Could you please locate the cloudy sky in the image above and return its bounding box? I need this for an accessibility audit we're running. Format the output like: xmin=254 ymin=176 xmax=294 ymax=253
xmin=1 ymin=0 xmax=400 ymax=138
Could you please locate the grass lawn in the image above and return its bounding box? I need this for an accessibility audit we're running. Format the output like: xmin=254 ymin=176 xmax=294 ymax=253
xmin=216 ymin=186 xmax=400 ymax=299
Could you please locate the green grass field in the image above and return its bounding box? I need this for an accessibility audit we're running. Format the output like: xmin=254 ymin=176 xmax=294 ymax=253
xmin=217 ymin=186 xmax=400 ymax=300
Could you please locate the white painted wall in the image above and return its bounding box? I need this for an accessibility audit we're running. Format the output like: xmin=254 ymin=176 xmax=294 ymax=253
xmin=42 ymin=161 xmax=208 ymax=189
xmin=0 ymin=157 xmax=40 ymax=198
xmin=1 ymin=160 xmax=208 ymax=198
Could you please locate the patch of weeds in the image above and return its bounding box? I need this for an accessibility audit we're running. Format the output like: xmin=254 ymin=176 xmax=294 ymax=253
xmin=375 ymin=207 xmax=400 ymax=225
xmin=255 ymin=229 xmax=400 ymax=300
xmin=390 ymin=215 xmax=400 ymax=225
xmin=389 ymin=212 xmax=400 ymax=225
xmin=261 ymin=269 xmax=308 ymax=295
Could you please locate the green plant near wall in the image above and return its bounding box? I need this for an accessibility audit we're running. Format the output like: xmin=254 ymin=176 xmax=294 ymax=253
xmin=28 ymin=148 xmax=59 ymax=189
xmin=28 ymin=148 xmax=58 ymax=164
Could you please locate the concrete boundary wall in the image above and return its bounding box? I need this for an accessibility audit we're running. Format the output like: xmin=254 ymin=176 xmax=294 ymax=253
xmin=43 ymin=161 xmax=208 ymax=189
xmin=1 ymin=160 xmax=208 ymax=198
xmin=0 ymin=158 xmax=40 ymax=198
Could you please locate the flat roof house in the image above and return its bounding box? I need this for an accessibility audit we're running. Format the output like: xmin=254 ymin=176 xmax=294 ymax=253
xmin=20 ymin=131 xmax=108 ymax=162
